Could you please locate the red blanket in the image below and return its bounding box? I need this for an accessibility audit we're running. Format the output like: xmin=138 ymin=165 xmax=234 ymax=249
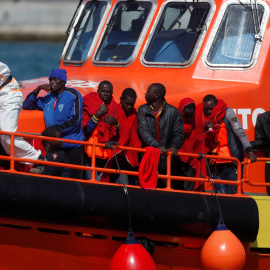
xmin=197 ymin=99 xmax=227 ymax=153
xmin=83 ymin=92 xmax=118 ymax=143
xmin=178 ymin=98 xmax=206 ymax=190
xmin=100 ymin=103 xmax=141 ymax=182
xmin=117 ymin=103 xmax=141 ymax=166
xmin=138 ymin=146 xmax=161 ymax=189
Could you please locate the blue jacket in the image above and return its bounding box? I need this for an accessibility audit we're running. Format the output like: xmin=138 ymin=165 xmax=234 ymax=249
xmin=23 ymin=88 xmax=84 ymax=149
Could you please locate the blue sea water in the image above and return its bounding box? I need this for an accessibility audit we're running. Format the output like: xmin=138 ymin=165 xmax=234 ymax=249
xmin=0 ymin=41 xmax=64 ymax=81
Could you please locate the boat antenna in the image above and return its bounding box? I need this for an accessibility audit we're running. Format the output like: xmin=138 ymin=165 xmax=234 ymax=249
xmin=104 ymin=141 xmax=133 ymax=235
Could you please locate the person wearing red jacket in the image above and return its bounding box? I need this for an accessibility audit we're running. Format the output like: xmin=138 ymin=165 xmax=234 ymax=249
xmin=178 ymin=98 xmax=206 ymax=191
xmin=101 ymin=88 xmax=141 ymax=184
xmin=82 ymin=80 xmax=119 ymax=180
xmin=197 ymin=94 xmax=256 ymax=194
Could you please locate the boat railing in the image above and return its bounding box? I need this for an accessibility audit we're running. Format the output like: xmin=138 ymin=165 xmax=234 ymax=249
xmin=0 ymin=130 xmax=249 ymax=195
xmin=242 ymin=157 xmax=270 ymax=188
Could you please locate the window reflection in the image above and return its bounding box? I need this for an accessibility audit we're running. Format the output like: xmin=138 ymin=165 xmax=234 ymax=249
xmin=207 ymin=4 xmax=264 ymax=65
xmin=144 ymin=2 xmax=210 ymax=64
xmin=64 ymin=1 xmax=107 ymax=62
xmin=94 ymin=1 xmax=152 ymax=63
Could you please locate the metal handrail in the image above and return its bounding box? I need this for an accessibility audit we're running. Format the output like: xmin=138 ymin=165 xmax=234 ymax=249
xmin=243 ymin=157 xmax=270 ymax=187
xmin=0 ymin=130 xmax=244 ymax=194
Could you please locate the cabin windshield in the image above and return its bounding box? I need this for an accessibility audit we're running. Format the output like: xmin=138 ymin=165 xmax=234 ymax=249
xmin=64 ymin=1 xmax=108 ymax=63
xmin=206 ymin=4 xmax=264 ymax=66
xmin=143 ymin=2 xmax=210 ymax=65
xmin=94 ymin=1 xmax=152 ymax=63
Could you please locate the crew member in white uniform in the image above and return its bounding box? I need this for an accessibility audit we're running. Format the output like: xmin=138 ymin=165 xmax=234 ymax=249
xmin=0 ymin=62 xmax=41 ymax=163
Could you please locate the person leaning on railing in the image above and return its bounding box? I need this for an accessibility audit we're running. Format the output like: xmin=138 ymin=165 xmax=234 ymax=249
xmin=137 ymin=83 xmax=188 ymax=189
xmin=177 ymin=98 xmax=206 ymax=192
xmin=197 ymin=94 xmax=257 ymax=194
xmin=100 ymin=88 xmax=141 ymax=185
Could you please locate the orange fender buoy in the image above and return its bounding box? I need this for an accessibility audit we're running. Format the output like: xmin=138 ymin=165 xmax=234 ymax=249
xmin=109 ymin=233 xmax=156 ymax=270
xmin=201 ymin=221 xmax=246 ymax=270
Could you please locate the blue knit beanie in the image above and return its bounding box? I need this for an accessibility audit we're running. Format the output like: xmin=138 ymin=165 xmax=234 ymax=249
xmin=49 ymin=69 xmax=67 ymax=83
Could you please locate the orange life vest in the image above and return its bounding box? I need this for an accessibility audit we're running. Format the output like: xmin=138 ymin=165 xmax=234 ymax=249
xmin=86 ymin=129 xmax=112 ymax=159
xmin=212 ymin=121 xmax=232 ymax=164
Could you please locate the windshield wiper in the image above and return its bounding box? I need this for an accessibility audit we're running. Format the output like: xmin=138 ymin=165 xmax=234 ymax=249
xmin=250 ymin=0 xmax=262 ymax=41
xmin=106 ymin=3 xmax=129 ymax=33
xmin=188 ymin=2 xmax=208 ymax=58
xmin=66 ymin=0 xmax=84 ymax=36
xmin=167 ymin=6 xmax=189 ymax=31
xmin=73 ymin=0 xmax=98 ymax=33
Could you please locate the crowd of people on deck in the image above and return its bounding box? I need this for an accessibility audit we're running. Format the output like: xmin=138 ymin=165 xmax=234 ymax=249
xmin=0 ymin=62 xmax=269 ymax=195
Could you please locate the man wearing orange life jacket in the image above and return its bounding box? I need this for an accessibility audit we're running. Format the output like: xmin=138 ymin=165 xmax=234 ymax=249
xmin=197 ymin=94 xmax=257 ymax=194
xmin=0 ymin=62 xmax=43 ymax=166
xmin=82 ymin=80 xmax=119 ymax=180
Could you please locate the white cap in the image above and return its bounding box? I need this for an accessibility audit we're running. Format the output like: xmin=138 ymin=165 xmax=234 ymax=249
xmin=0 ymin=62 xmax=11 ymax=86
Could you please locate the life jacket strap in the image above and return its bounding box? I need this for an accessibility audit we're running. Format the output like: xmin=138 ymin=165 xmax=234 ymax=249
xmin=0 ymin=75 xmax=13 ymax=90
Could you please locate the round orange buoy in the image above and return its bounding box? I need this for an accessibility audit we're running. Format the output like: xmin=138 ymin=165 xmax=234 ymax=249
xmin=109 ymin=233 xmax=156 ymax=270
xmin=201 ymin=221 xmax=246 ymax=270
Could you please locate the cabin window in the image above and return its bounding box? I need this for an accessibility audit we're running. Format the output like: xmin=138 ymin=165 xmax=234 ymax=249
xmin=64 ymin=1 xmax=108 ymax=63
xmin=205 ymin=3 xmax=266 ymax=67
xmin=142 ymin=2 xmax=211 ymax=65
xmin=93 ymin=1 xmax=152 ymax=64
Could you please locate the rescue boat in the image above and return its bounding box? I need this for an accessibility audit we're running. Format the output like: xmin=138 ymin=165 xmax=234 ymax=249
xmin=0 ymin=0 xmax=270 ymax=268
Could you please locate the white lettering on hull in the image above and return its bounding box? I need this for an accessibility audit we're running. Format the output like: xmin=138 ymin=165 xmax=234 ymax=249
xmin=234 ymin=108 xmax=265 ymax=129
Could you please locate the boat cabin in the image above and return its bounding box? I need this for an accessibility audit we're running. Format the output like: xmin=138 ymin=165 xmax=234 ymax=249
xmin=0 ymin=0 xmax=270 ymax=269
